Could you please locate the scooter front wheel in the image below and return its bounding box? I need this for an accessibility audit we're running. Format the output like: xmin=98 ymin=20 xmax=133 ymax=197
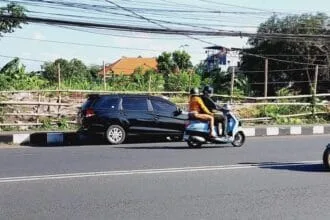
xmin=187 ymin=140 xmax=202 ymax=148
xmin=231 ymin=131 xmax=245 ymax=147
xmin=323 ymin=147 xmax=330 ymax=170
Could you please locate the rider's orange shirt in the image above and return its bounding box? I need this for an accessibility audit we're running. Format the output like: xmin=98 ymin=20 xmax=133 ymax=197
xmin=189 ymin=96 xmax=213 ymax=115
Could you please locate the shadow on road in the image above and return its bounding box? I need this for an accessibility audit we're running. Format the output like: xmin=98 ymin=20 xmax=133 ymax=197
xmin=25 ymin=132 xmax=233 ymax=149
xmin=114 ymin=144 xmax=231 ymax=150
xmin=239 ymin=162 xmax=328 ymax=173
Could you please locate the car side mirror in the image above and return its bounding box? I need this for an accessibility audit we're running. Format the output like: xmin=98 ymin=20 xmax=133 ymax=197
xmin=174 ymin=108 xmax=182 ymax=116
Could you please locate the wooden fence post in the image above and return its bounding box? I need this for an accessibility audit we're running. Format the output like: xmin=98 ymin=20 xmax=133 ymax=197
xmin=230 ymin=66 xmax=235 ymax=103
xmin=57 ymin=63 xmax=61 ymax=90
xmin=103 ymin=61 xmax=106 ymax=91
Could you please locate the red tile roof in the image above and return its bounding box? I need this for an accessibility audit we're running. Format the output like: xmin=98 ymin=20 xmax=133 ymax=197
xmin=99 ymin=57 xmax=158 ymax=76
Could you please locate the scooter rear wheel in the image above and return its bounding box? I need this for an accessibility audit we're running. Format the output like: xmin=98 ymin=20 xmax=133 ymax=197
xmin=187 ymin=140 xmax=202 ymax=148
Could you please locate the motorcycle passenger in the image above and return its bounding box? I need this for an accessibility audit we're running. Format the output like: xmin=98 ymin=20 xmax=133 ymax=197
xmin=201 ymin=85 xmax=228 ymax=138
xmin=188 ymin=87 xmax=216 ymax=138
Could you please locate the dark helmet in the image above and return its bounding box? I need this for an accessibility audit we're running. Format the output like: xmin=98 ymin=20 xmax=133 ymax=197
xmin=190 ymin=87 xmax=199 ymax=95
xmin=202 ymin=85 xmax=213 ymax=95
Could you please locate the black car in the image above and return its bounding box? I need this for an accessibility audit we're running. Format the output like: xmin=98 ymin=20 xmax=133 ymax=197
xmin=78 ymin=94 xmax=187 ymax=144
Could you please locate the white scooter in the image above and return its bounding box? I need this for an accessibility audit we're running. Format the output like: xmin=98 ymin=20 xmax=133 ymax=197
xmin=183 ymin=104 xmax=246 ymax=148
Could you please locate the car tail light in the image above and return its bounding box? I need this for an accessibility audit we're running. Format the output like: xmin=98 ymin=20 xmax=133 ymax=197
xmin=85 ymin=108 xmax=95 ymax=118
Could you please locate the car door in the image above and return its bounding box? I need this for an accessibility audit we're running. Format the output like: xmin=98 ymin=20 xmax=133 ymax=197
xmin=150 ymin=97 xmax=186 ymax=135
xmin=121 ymin=96 xmax=155 ymax=134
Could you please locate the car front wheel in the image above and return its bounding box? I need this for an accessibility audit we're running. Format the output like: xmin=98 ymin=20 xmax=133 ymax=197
xmin=105 ymin=125 xmax=126 ymax=145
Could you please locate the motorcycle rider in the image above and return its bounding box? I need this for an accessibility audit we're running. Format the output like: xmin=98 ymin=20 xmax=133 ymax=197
xmin=188 ymin=87 xmax=216 ymax=138
xmin=200 ymin=85 xmax=228 ymax=138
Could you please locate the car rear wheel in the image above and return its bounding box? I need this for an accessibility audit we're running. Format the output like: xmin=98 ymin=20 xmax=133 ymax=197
xmin=105 ymin=125 xmax=126 ymax=145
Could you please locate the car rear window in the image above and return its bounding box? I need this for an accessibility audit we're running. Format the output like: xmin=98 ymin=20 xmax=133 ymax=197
xmin=93 ymin=96 xmax=119 ymax=109
xmin=122 ymin=97 xmax=148 ymax=111
xmin=81 ymin=98 xmax=95 ymax=110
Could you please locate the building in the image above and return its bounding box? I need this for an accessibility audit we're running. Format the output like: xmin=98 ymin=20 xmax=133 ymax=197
xmin=99 ymin=56 xmax=158 ymax=76
xmin=204 ymin=46 xmax=240 ymax=73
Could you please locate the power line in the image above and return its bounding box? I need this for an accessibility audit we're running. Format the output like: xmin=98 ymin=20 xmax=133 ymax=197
xmin=239 ymin=67 xmax=328 ymax=73
xmin=197 ymin=0 xmax=276 ymax=13
xmin=250 ymin=80 xmax=330 ymax=85
xmin=4 ymin=36 xmax=160 ymax=52
xmin=241 ymin=52 xmax=328 ymax=67
xmin=0 ymin=55 xmax=45 ymax=63
xmin=4 ymin=15 xmax=330 ymax=39
xmin=103 ymin=0 xmax=218 ymax=45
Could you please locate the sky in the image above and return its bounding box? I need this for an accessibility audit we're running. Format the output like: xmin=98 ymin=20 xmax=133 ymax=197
xmin=1 ymin=0 xmax=330 ymax=72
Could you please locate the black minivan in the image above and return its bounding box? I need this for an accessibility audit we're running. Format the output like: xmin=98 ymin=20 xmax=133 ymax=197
xmin=77 ymin=94 xmax=187 ymax=144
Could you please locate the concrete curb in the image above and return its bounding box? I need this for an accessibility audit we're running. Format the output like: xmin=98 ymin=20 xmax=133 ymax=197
xmin=1 ymin=125 xmax=330 ymax=146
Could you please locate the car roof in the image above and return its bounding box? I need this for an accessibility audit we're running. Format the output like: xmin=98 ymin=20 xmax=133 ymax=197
xmin=87 ymin=93 xmax=167 ymax=98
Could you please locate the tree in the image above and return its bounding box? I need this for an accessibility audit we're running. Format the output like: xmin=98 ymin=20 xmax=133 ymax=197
xmin=0 ymin=3 xmax=26 ymax=37
xmin=0 ymin=58 xmax=47 ymax=90
xmin=172 ymin=50 xmax=193 ymax=71
xmin=166 ymin=70 xmax=201 ymax=91
xmin=131 ymin=68 xmax=165 ymax=91
xmin=241 ymin=13 xmax=330 ymax=96
xmin=42 ymin=58 xmax=92 ymax=82
xmin=156 ymin=50 xmax=193 ymax=75
xmin=157 ymin=52 xmax=175 ymax=75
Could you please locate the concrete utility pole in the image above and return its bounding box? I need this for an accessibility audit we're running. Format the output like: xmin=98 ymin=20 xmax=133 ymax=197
xmin=264 ymin=58 xmax=268 ymax=99
xmin=312 ymin=65 xmax=319 ymax=116
xmin=314 ymin=65 xmax=319 ymax=96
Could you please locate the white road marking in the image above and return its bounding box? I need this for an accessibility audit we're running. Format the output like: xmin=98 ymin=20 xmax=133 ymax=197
xmin=0 ymin=160 xmax=322 ymax=183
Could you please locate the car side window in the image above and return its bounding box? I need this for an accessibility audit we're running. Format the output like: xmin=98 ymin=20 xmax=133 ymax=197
xmin=151 ymin=98 xmax=177 ymax=113
xmin=122 ymin=97 xmax=148 ymax=111
xmin=93 ymin=96 xmax=119 ymax=109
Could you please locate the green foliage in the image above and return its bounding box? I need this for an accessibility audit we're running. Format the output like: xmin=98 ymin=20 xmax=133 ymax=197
xmin=157 ymin=50 xmax=193 ymax=75
xmin=0 ymin=58 xmax=48 ymax=90
xmin=40 ymin=118 xmax=53 ymax=130
xmin=201 ymin=69 xmax=248 ymax=96
xmin=0 ymin=3 xmax=26 ymax=37
xmin=241 ymin=13 xmax=330 ymax=95
xmin=41 ymin=58 xmax=93 ymax=83
xmin=172 ymin=50 xmax=193 ymax=70
xmin=166 ymin=71 xmax=201 ymax=91
xmin=58 ymin=118 xmax=69 ymax=130
xmin=157 ymin=52 xmax=174 ymax=75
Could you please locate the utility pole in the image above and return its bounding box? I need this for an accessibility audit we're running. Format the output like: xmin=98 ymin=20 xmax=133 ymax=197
xmin=230 ymin=66 xmax=235 ymax=103
xmin=312 ymin=65 xmax=319 ymax=116
xmin=57 ymin=63 xmax=61 ymax=90
xmin=264 ymin=58 xmax=268 ymax=99
xmin=314 ymin=65 xmax=319 ymax=96
xmin=103 ymin=61 xmax=106 ymax=91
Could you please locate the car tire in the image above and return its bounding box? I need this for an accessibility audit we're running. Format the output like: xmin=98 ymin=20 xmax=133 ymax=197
xmin=105 ymin=125 xmax=126 ymax=145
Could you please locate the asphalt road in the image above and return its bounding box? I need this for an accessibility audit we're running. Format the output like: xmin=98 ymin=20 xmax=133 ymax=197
xmin=0 ymin=135 xmax=330 ymax=220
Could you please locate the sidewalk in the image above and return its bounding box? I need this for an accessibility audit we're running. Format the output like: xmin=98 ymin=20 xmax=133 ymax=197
xmin=1 ymin=124 xmax=330 ymax=146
